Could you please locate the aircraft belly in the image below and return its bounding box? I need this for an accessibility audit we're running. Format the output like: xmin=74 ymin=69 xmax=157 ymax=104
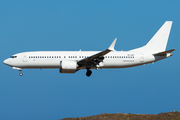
xmin=103 ymin=59 xmax=139 ymax=68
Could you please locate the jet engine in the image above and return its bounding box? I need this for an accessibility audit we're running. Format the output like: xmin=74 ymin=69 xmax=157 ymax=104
xmin=60 ymin=61 xmax=78 ymax=73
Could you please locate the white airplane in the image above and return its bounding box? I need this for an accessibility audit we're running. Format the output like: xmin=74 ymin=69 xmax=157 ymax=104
xmin=3 ymin=21 xmax=175 ymax=77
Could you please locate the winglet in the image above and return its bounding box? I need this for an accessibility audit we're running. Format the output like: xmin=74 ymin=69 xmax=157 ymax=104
xmin=108 ymin=38 xmax=117 ymax=51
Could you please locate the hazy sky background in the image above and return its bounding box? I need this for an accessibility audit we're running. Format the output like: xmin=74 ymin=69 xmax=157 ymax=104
xmin=0 ymin=1 xmax=180 ymax=120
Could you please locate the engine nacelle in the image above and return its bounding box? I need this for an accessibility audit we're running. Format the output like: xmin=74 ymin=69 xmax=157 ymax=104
xmin=60 ymin=61 xmax=78 ymax=73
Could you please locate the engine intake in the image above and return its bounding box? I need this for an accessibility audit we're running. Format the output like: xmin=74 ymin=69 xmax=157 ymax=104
xmin=60 ymin=61 xmax=78 ymax=73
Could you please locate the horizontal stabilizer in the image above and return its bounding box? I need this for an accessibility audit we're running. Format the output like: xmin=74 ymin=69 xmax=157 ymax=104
xmin=153 ymin=49 xmax=176 ymax=56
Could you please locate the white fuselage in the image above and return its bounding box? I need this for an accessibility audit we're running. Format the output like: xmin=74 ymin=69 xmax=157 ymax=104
xmin=3 ymin=51 xmax=168 ymax=70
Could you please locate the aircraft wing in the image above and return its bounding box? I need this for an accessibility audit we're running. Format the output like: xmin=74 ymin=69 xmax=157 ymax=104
xmin=77 ymin=38 xmax=117 ymax=68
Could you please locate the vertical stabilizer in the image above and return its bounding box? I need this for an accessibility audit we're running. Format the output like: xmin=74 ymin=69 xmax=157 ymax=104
xmin=130 ymin=21 xmax=173 ymax=54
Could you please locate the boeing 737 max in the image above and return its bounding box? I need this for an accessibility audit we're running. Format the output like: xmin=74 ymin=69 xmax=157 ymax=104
xmin=3 ymin=21 xmax=175 ymax=77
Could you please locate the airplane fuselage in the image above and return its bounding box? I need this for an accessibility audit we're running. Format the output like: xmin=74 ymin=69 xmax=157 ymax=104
xmin=4 ymin=51 xmax=169 ymax=69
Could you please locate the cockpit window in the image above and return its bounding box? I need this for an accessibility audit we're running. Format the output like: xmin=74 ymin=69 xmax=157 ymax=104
xmin=11 ymin=56 xmax=17 ymax=58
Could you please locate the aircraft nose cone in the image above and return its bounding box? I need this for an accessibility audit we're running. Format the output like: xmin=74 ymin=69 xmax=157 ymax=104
xmin=3 ymin=59 xmax=9 ymax=65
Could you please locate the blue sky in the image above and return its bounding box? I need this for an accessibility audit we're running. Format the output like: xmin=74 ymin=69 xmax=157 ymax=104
xmin=0 ymin=0 xmax=180 ymax=120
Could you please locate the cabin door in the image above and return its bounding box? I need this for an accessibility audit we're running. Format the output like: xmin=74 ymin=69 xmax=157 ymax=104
xmin=140 ymin=53 xmax=144 ymax=62
xmin=23 ymin=54 xmax=27 ymax=62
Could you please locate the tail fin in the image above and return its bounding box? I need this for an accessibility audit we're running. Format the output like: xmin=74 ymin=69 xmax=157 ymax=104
xmin=130 ymin=21 xmax=173 ymax=54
